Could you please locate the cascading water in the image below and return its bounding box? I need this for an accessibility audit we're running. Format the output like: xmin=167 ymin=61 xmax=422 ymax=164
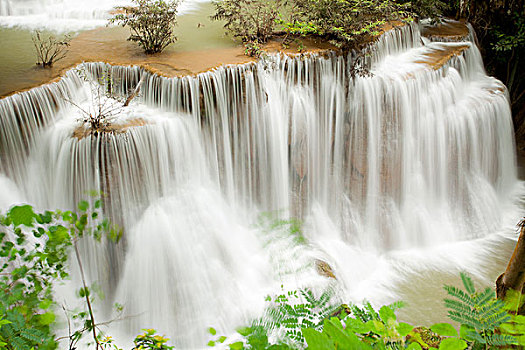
xmin=0 ymin=21 xmax=523 ymax=348
xmin=0 ymin=0 xmax=212 ymax=31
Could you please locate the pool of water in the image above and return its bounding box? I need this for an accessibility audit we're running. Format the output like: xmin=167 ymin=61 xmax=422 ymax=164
xmin=0 ymin=2 xmax=236 ymax=97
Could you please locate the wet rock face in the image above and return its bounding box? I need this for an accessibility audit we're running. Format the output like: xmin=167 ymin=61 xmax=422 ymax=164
xmin=315 ymin=259 xmax=336 ymax=279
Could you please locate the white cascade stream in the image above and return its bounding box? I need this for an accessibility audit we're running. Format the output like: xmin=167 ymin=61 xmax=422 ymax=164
xmin=0 ymin=0 xmax=210 ymax=31
xmin=0 ymin=22 xmax=523 ymax=348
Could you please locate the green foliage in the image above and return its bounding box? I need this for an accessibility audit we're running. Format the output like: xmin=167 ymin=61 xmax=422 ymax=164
xmin=443 ymin=272 xmax=517 ymax=348
xmin=492 ymin=12 xmax=525 ymax=53
xmin=133 ymin=329 xmax=174 ymax=350
xmin=0 ymin=198 xmax=122 ymax=350
xmin=257 ymin=212 xmax=306 ymax=246
xmin=211 ymin=0 xmax=454 ymax=55
xmin=265 ymin=288 xmax=338 ymax=344
xmin=244 ymin=41 xmax=263 ymax=58
xmin=396 ymin=0 xmax=448 ymax=21
xmin=208 ymin=272 xmax=525 ymax=350
xmin=303 ymin=300 xmax=423 ymax=349
xmin=290 ymin=0 xmax=412 ymax=49
xmin=0 ymin=205 xmax=71 ymax=350
xmin=110 ymin=0 xmax=179 ymax=54
xmin=211 ymin=0 xmax=286 ymax=43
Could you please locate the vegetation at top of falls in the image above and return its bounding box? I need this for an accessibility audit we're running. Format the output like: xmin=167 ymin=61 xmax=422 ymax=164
xmin=109 ymin=0 xmax=179 ymax=54
xmin=70 ymin=66 xmax=126 ymax=136
xmin=211 ymin=0 xmax=285 ymax=45
xmin=31 ymin=30 xmax=71 ymax=68
xmin=211 ymin=0 xmax=450 ymax=55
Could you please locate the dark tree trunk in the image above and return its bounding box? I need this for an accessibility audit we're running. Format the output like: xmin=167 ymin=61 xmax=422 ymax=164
xmin=496 ymin=221 xmax=525 ymax=308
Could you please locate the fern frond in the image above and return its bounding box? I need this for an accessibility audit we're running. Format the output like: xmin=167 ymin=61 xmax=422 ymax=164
xmin=466 ymin=330 xmax=487 ymax=343
xmin=474 ymin=288 xmax=496 ymax=306
xmin=448 ymin=310 xmax=484 ymax=330
xmin=301 ymin=289 xmax=316 ymax=305
xmin=350 ymin=304 xmax=368 ymax=322
xmin=477 ymin=301 xmax=505 ymax=320
xmin=19 ymin=328 xmax=46 ymax=344
xmin=444 ymin=298 xmax=473 ymax=314
xmin=364 ymin=301 xmax=380 ymax=321
xmin=387 ymin=301 xmax=405 ymax=311
xmin=444 ymin=285 xmax=475 ymax=307
xmin=485 ymin=333 xmax=518 ymax=346
xmin=460 ymin=272 xmax=476 ymax=294
xmin=10 ymin=336 xmax=30 ymax=350
xmin=481 ymin=312 xmax=511 ymax=329
xmin=318 ymin=290 xmax=332 ymax=306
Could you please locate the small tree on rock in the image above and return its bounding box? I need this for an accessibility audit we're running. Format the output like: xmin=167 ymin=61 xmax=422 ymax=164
xmin=110 ymin=0 xmax=179 ymax=54
xmin=32 ymin=30 xmax=71 ymax=67
xmin=212 ymin=0 xmax=285 ymax=44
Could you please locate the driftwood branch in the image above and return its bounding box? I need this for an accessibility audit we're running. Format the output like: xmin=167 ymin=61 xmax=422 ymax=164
xmin=123 ymin=75 xmax=145 ymax=107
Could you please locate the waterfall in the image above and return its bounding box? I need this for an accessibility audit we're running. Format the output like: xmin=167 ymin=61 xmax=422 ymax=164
xmin=0 ymin=0 xmax=214 ymax=31
xmin=0 ymin=22 xmax=521 ymax=347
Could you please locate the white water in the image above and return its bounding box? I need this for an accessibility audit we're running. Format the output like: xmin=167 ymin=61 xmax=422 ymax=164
xmin=0 ymin=22 xmax=523 ymax=348
xmin=0 ymin=0 xmax=210 ymax=31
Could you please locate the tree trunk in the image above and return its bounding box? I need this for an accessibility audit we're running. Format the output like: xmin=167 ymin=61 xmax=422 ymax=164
xmin=496 ymin=220 xmax=525 ymax=304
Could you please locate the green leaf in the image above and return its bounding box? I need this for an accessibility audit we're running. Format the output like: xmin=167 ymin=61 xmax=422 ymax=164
xmin=208 ymin=340 xmax=215 ymax=347
xmin=302 ymin=328 xmax=335 ymax=350
xmin=9 ymin=205 xmax=36 ymax=227
xmin=39 ymin=299 xmax=53 ymax=310
xmin=20 ymin=328 xmax=46 ymax=344
xmin=10 ymin=336 xmax=29 ymax=350
xmin=219 ymin=336 xmax=227 ymax=343
xmin=438 ymin=338 xmax=467 ymax=350
xmin=406 ymin=343 xmax=422 ymax=350
xmin=209 ymin=327 xmax=217 ymax=336
xmin=229 ymin=341 xmax=244 ymax=350
xmin=345 ymin=318 xmax=372 ymax=334
xmin=397 ymin=322 xmax=414 ymax=337
xmin=78 ymin=200 xmax=89 ymax=212
xmin=379 ymin=305 xmax=396 ymax=323
xmin=38 ymin=312 xmax=55 ymax=326
xmin=323 ymin=317 xmax=363 ymax=349
xmin=430 ymin=323 xmax=458 ymax=337
xmin=236 ymin=327 xmax=252 ymax=337
xmin=460 ymin=272 xmax=475 ymax=294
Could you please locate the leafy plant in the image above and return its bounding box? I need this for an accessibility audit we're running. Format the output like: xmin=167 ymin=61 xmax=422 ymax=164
xmin=0 ymin=204 xmax=70 ymax=350
xmin=302 ymin=300 xmax=425 ymax=349
xmin=290 ymin=0 xmax=412 ymax=50
xmin=211 ymin=0 xmax=286 ymax=44
xmin=266 ymin=288 xmax=339 ymax=344
xmin=257 ymin=212 xmax=306 ymax=246
xmin=396 ymin=0 xmax=448 ymax=21
xmin=443 ymin=272 xmax=517 ymax=348
xmin=133 ymin=329 xmax=174 ymax=350
xmin=109 ymin=0 xmax=179 ymax=54
xmin=32 ymin=30 xmax=71 ymax=68
xmin=0 ymin=198 xmax=123 ymax=350
xmin=499 ymin=289 xmax=525 ymax=345
xmin=244 ymin=41 xmax=263 ymax=58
